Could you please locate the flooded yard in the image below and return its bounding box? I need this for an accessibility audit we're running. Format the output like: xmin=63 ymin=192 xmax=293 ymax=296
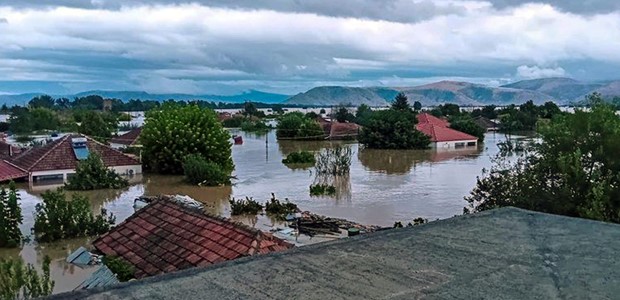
xmin=0 ymin=130 xmax=516 ymax=294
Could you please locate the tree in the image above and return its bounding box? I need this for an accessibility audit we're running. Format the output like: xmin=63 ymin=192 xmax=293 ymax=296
xmin=413 ymin=101 xmax=422 ymax=111
xmin=142 ymin=103 xmax=233 ymax=174
xmin=78 ymin=111 xmax=117 ymax=142
xmin=243 ymin=101 xmax=258 ymax=117
xmin=9 ymin=110 xmax=33 ymax=134
xmin=355 ymin=104 xmax=373 ymax=126
xmin=449 ymin=116 xmax=485 ymax=142
xmin=358 ymin=109 xmax=430 ymax=149
xmin=439 ymin=103 xmax=460 ymax=116
xmin=319 ymin=108 xmax=326 ymax=114
xmin=276 ymin=112 xmax=324 ymax=140
xmin=65 ymin=153 xmax=129 ymax=190
xmin=29 ymin=108 xmax=61 ymax=131
xmin=272 ymin=105 xmax=284 ymax=115
xmin=465 ymin=97 xmax=620 ymax=223
xmin=539 ymin=101 xmax=562 ymax=119
xmin=391 ymin=92 xmax=410 ymax=111
xmin=182 ymin=154 xmax=231 ymax=186
xmin=0 ymin=182 xmax=23 ymax=248
xmin=334 ymin=105 xmax=354 ymax=123
xmin=28 ymin=95 xmax=55 ymax=109
xmin=0 ymin=256 xmax=54 ymax=299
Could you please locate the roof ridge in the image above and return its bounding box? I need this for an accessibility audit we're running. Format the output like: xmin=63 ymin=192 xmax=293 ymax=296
xmin=21 ymin=135 xmax=71 ymax=171
xmin=85 ymin=135 xmax=140 ymax=164
xmin=2 ymin=159 xmax=27 ymax=173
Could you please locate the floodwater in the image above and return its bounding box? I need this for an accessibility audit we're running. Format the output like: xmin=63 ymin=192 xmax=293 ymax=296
xmin=0 ymin=130 xmax=516 ymax=294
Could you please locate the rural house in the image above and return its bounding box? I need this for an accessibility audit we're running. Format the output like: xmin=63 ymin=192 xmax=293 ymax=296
xmin=416 ymin=113 xmax=478 ymax=149
xmin=7 ymin=134 xmax=142 ymax=183
xmin=93 ymin=196 xmax=293 ymax=279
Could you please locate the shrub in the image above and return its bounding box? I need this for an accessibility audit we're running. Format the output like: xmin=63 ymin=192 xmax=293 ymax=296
xmin=142 ymin=103 xmax=233 ymax=174
xmin=229 ymin=197 xmax=263 ymax=215
xmin=222 ymin=117 xmax=244 ymax=128
xmin=33 ymin=190 xmax=116 ymax=243
xmin=265 ymin=194 xmax=299 ymax=220
xmin=65 ymin=153 xmax=129 ymax=190
xmin=276 ymin=112 xmax=324 ymax=140
xmin=282 ymin=151 xmax=316 ymax=165
xmin=0 ymin=182 xmax=23 ymax=248
xmin=358 ymin=109 xmax=430 ymax=149
xmin=315 ymin=146 xmax=352 ymax=176
xmin=103 ymin=256 xmax=134 ymax=282
xmin=182 ymin=154 xmax=231 ymax=186
xmin=0 ymin=256 xmax=54 ymax=299
xmin=240 ymin=120 xmax=270 ymax=133
xmin=449 ymin=115 xmax=485 ymax=142
xmin=309 ymin=184 xmax=337 ymax=196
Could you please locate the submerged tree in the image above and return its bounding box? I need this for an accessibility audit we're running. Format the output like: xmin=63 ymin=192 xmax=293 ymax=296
xmin=358 ymin=109 xmax=430 ymax=149
xmin=65 ymin=153 xmax=129 ymax=190
xmin=0 ymin=256 xmax=54 ymax=299
xmin=0 ymin=182 xmax=23 ymax=248
xmin=465 ymin=96 xmax=620 ymax=223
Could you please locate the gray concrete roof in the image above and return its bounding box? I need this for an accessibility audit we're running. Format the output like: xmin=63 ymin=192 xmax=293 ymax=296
xmin=50 ymin=207 xmax=620 ymax=300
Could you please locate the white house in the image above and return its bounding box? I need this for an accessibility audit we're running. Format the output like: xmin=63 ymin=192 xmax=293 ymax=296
xmin=416 ymin=113 xmax=478 ymax=149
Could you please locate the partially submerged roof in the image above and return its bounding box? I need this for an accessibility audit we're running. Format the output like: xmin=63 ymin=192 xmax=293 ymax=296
xmin=10 ymin=134 xmax=140 ymax=172
xmin=329 ymin=122 xmax=360 ymax=139
xmin=109 ymin=128 xmax=142 ymax=146
xmin=92 ymin=197 xmax=293 ymax=279
xmin=417 ymin=112 xmax=450 ymax=127
xmin=52 ymin=207 xmax=620 ymax=299
xmin=416 ymin=123 xmax=478 ymax=142
xmin=0 ymin=160 xmax=27 ymax=182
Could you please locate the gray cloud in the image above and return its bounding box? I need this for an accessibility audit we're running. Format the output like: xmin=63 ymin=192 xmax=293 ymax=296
xmin=0 ymin=18 xmax=7 ymax=23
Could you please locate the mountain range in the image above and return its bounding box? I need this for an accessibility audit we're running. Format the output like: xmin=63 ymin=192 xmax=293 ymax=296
xmin=2 ymin=78 xmax=619 ymax=107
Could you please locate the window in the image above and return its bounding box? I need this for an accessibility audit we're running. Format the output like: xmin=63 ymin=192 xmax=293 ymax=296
xmin=467 ymin=141 xmax=476 ymax=147
xmin=455 ymin=142 xmax=465 ymax=149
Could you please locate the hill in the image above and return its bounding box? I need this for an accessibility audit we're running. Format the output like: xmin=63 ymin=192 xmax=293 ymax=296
xmin=285 ymin=86 xmax=392 ymax=106
xmin=501 ymin=77 xmax=603 ymax=102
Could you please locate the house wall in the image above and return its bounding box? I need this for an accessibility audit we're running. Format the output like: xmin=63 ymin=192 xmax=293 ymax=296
xmin=30 ymin=164 xmax=142 ymax=183
xmin=111 ymin=165 xmax=142 ymax=176
xmin=431 ymin=139 xmax=478 ymax=149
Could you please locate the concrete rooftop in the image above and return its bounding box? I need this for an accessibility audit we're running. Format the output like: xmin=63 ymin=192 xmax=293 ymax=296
xmin=50 ymin=207 xmax=620 ymax=299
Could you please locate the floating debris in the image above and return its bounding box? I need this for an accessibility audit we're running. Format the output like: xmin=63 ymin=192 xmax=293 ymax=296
xmin=289 ymin=211 xmax=381 ymax=237
xmin=66 ymin=246 xmax=101 ymax=266
xmin=74 ymin=265 xmax=119 ymax=290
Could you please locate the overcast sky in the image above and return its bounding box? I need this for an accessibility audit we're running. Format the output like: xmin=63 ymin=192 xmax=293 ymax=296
xmin=1 ymin=0 xmax=619 ymax=95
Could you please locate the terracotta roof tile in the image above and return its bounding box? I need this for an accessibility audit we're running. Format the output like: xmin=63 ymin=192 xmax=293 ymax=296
xmin=109 ymin=128 xmax=142 ymax=146
xmin=93 ymin=197 xmax=293 ymax=279
xmin=417 ymin=113 xmax=450 ymax=127
xmin=416 ymin=123 xmax=478 ymax=142
xmin=10 ymin=134 xmax=140 ymax=172
xmin=0 ymin=160 xmax=27 ymax=182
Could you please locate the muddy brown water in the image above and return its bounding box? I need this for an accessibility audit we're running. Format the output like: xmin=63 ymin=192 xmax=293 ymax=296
xmin=0 ymin=130 xmax=517 ymax=294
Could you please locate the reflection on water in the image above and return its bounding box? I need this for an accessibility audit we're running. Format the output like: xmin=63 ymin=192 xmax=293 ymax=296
xmin=1 ymin=130 xmax=517 ymax=294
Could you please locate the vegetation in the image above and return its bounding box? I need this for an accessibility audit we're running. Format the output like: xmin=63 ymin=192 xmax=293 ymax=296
xmin=315 ymin=146 xmax=353 ymax=176
xmin=276 ymin=112 xmax=324 ymax=140
xmin=282 ymin=151 xmax=316 ymax=165
xmin=222 ymin=116 xmax=244 ymax=128
xmin=0 ymin=183 xmax=23 ymax=248
xmin=334 ymin=105 xmax=355 ymax=123
xmin=65 ymin=153 xmax=129 ymax=190
xmin=240 ymin=120 xmax=270 ymax=133
xmin=391 ymin=92 xmax=411 ymax=111
xmin=33 ymin=190 xmax=115 ymax=242
xmin=242 ymin=102 xmax=266 ymax=118
xmin=229 ymin=197 xmax=263 ymax=215
xmin=141 ymin=103 xmax=233 ymax=174
xmin=78 ymin=111 xmax=118 ymax=142
xmin=309 ymin=184 xmax=336 ymax=196
xmin=182 ymin=154 xmax=231 ymax=186
xmin=465 ymin=95 xmax=620 ymax=223
xmin=448 ymin=115 xmax=485 ymax=142
xmin=358 ymin=109 xmax=430 ymax=149
xmin=265 ymin=194 xmax=298 ymax=220
xmin=413 ymin=101 xmax=422 ymax=111
xmin=103 ymin=256 xmax=134 ymax=282
xmin=0 ymin=256 xmax=54 ymax=300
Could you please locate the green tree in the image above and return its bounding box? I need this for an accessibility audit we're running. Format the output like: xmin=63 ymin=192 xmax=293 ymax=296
xmin=0 ymin=182 xmax=23 ymax=248
xmin=334 ymin=105 xmax=354 ymax=123
xmin=9 ymin=110 xmax=33 ymax=134
xmin=391 ymin=92 xmax=411 ymax=111
xmin=243 ymin=101 xmax=258 ymax=117
xmin=413 ymin=101 xmax=422 ymax=111
xmin=449 ymin=116 xmax=485 ymax=142
xmin=276 ymin=112 xmax=324 ymax=140
xmin=355 ymin=104 xmax=373 ymax=126
xmin=65 ymin=153 xmax=129 ymax=190
xmin=182 ymin=154 xmax=231 ymax=186
xmin=465 ymin=97 xmax=620 ymax=223
xmin=539 ymin=101 xmax=562 ymax=119
xmin=30 ymin=108 xmax=61 ymax=131
xmin=33 ymin=189 xmax=115 ymax=242
xmin=28 ymin=95 xmax=55 ymax=109
xmin=78 ymin=111 xmax=117 ymax=142
xmin=0 ymin=256 xmax=54 ymax=300
xmin=439 ymin=103 xmax=460 ymax=116
xmin=358 ymin=109 xmax=430 ymax=149
xmin=142 ymin=103 xmax=233 ymax=174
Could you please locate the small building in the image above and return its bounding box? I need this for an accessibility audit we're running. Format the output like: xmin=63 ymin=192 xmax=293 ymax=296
xmin=92 ymin=196 xmax=293 ymax=279
xmin=473 ymin=116 xmax=499 ymax=132
xmin=416 ymin=113 xmax=478 ymax=149
xmin=329 ymin=122 xmax=360 ymax=140
xmin=8 ymin=134 xmax=142 ymax=183
xmin=109 ymin=127 xmax=142 ymax=149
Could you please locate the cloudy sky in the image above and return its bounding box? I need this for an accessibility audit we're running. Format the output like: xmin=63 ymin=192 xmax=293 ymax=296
xmin=0 ymin=0 xmax=619 ymax=95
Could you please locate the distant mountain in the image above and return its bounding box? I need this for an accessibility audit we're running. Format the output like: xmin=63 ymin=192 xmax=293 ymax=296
xmin=591 ymin=81 xmax=620 ymax=99
xmin=501 ymin=77 xmax=603 ymax=102
xmin=285 ymin=86 xmax=392 ymax=106
xmin=0 ymin=90 xmax=290 ymax=106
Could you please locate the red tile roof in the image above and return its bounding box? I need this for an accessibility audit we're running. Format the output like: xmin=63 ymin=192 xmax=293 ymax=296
xmin=10 ymin=134 xmax=140 ymax=172
xmin=109 ymin=128 xmax=142 ymax=146
xmin=93 ymin=197 xmax=293 ymax=279
xmin=416 ymin=123 xmax=478 ymax=142
xmin=0 ymin=160 xmax=27 ymax=182
xmin=329 ymin=122 xmax=360 ymax=139
xmin=417 ymin=113 xmax=450 ymax=128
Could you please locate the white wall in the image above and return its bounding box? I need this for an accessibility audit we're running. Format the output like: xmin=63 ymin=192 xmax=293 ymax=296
xmin=431 ymin=139 xmax=478 ymax=149
xmin=111 ymin=165 xmax=142 ymax=176
xmin=30 ymin=164 xmax=142 ymax=182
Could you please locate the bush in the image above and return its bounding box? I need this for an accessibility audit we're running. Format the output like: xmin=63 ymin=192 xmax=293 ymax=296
xmin=229 ymin=197 xmax=263 ymax=215
xmin=0 ymin=182 xmax=23 ymax=248
xmin=449 ymin=116 xmax=485 ymax=142
xmin=358 ymin=109 xmax=430 ymax=149
xmin=142 ymin=103 xmax=233 ymax=174
xmin=222 ymin=117 xmax=244 ymax=128
xmin=240 ymin=120 xmax=270 ymax=133
xmin=276 ymin=112 xmax=324 ymax=140
xmin=65 ymin=153 xmax=129 ymax=190
xmin=182 ymin=154 xmax=231 ymax=186
xmin=315 ymin=146 xmax=352 ymax=176
xmin=309 ymin=184 xmax=336 ymax=196
xmin=282 ymin=151 xmax=316 ymax=165
xmin=33 ymin=190 xmax=116 ymax=243
xmin=0 ymin=256 xmax=54 ymax=299
xmin=265 ymin=194 xmax=299 ymax=220
xmin=103 ymin=256 xmax=134 ymax=282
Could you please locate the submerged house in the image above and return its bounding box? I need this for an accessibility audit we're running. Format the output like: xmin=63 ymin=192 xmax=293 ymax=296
xmin=7 ymin=134 xmax=141 ymax=183
xmin=93 ymin=196 xmax=293 ymax=279
xmin=109 ymin=127 xmax=142 ymax=149
xmin=416 ymin=113 xmax=478 ymax=149
xmin=473 ymin=116 xmax=499 ymax=132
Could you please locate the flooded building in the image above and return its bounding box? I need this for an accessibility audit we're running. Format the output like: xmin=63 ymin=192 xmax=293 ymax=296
xmin=109 ymin=127 xmax=142 ymax=149
xmin=416 ymin=113 xmax=478 ymax=149
xmin=92 ymin=196 xmax=293 ymax=279
xmin=7 ymin=134 xmax=141 ymax=183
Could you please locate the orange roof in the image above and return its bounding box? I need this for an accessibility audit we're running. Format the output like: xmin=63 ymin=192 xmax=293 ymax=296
xmin=417 ymin=113 xmax=450 ymax=127
xmin=109 ymin=128 xmax=142 ymax=146
xmin=416 ymin=123 xmax=478 ymax=142
xmin=0 ymin=160 xmax=27 ymax=182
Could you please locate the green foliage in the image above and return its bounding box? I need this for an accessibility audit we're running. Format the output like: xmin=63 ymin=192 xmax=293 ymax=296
xmin=182 ymin=154 xmax=231 ymax=186
xmin=391 ymin=92 xmax=411 ymax=111
xmin=142 ymin=103 xmax=233 ymax=174
xmin=276 ymin=112 xmax=324 ymax=140
xmin=78 ymin=111 xmax=118 ymax=142
xmin=33 ymin=190 xmax=116 ymax=243
xmin=358 ymin=109 xmax=430 ymax=149
xmin=305 ymin=112 xmax=319 ymax=119
xmin=472 ymin=105 xmax=498 ymax=119
xmin=0 ymin=183 xmax=23 ymax=248
xmin=103 ymin=256 xmax=134 ymax=282
xmin=465 ymin=97 xmax=620 ymax=223
xmin=65 ymin=153 xmax=129 ymax=190
xmin=240 ymin=120 xmax=270 ymax=133
xmin=335 ymin=106 xmax=355 ymax=123
xmin=319 ymin=108 xmax=326 ymax=114
xmin=243 ymin=102 xmax=265 ymax=117
xmin=272 ymin=105 xmax=285 ymax=115
xmin=9 ymin=108 xmax=61 ymax=134
xmin=229 ymin=197 xmax=263 ymax=215
xmin=413 ymin=101 xmax=422 ymax=111
xmin=315 ymin=146 xmax=352 ymax=176
xmin=282 ymin=151 xmax=316 ymax=165
xmin=448 ymin=115 xmax=485 ymax=142
xmin=309 ymin=184 xmax=336 ymax=196
xmin=264 ymin=194 xmax=298 ymax=220
xmin=222 ymin=116 xmax=244 ymax=128
xmin=498 ymin=104 xmax=538 ymax=132
xmin=539 ymin=101 xmax=562 ymax=119
xmin=355 ymin=104 xmax=373 ymax=127
xmin=117 ymin=113 xmax=132 ymax=122
xmin=0 ymin=256 xmax=54 ymax=300
xmin=13 ymin=136 xmax=33 ymax=144
xmin=28 ymin=95 xmax=55 ymax=109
